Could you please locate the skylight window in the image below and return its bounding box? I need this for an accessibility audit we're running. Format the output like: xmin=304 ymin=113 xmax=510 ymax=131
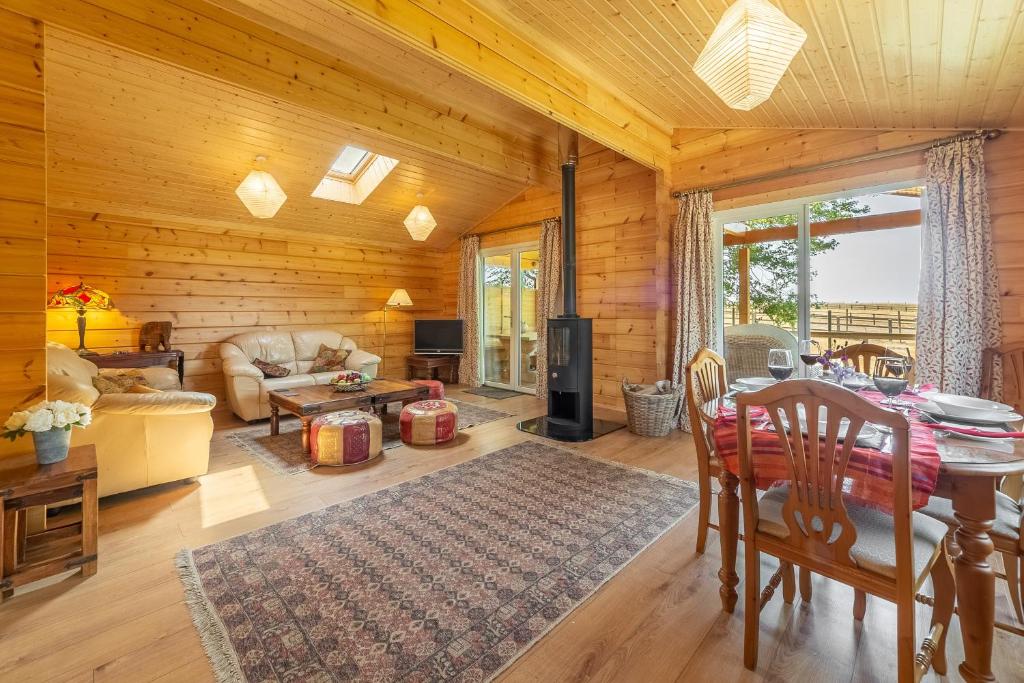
xmin=329 ymin=145 xmax=371 ymax=178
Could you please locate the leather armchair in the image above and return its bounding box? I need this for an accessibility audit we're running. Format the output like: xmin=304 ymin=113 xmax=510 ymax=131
xmin=46 ymin=342 xmax=215 ymax=498
xmin=220 ymin=330 xmax=381 ymax=421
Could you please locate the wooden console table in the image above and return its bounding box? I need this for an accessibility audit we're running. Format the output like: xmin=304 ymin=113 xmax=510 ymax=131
xmin=407 ymin=354 xmax=460 ymax=383
xmin=0 ymin=445 xmax=98 ymax=600
xmin=89 ymin=349 xmax=185 ymax=387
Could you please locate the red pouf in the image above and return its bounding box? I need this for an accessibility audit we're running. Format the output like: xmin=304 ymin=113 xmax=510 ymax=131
xmin=310 ymin=410 xmax=383 ymax=466
xmin=399 ymin=400 xmax=458 ymax=446
xmin=411 ymin=379 xmax=445 ymax=399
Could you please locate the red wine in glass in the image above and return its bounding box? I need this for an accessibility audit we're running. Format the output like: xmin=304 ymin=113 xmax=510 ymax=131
xmin=768 ymin=364 xmax=794 ymax=380
xmin=798 ymin=340 xmax=820 ymax=367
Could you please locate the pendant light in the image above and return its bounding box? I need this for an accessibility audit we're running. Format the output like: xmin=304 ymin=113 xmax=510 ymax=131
xmin=404 ymin=193 xmax=436 ymax=241
xmin=235 ymin=155 xmax=287 ymax=218
xmin=693 ymin=0 xmax=806 ymax=111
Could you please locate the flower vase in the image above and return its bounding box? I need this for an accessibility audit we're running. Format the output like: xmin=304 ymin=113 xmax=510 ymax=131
xmin=32 ymin=428 xmax=71 ymax=465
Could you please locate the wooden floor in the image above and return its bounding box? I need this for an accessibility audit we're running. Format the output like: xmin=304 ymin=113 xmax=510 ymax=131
xmin=1 ymin=387 xmax=1021 ymax=682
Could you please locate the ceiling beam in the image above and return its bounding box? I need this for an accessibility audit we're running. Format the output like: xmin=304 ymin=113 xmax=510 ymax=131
xmin=315 ymin=0 xmax=673 ymax=172
xmin=1 ymin=0 xmax=559 ymax=189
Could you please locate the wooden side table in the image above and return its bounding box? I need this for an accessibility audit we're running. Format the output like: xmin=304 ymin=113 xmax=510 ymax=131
xmin=0 ymin=445 xmax=98 ymax=600
xmin=89 ymin=349 xmax=185 ymax=387
xmin=407 ymin=354 xmax=460 ymax=384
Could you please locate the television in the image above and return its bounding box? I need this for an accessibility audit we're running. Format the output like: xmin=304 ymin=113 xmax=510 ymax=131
xmin=414 ymin=319 xmax=464 ymax=355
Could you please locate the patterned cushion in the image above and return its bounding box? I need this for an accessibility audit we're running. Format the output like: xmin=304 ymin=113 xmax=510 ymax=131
xmin=399 ymin=400 xmax=459 ymax=446
xmin=253 ymin=357 xmax=291 ymax=378
xmin=411 ymin=379 xmax=445 ymax=399
xmin=91 ymin=372 xmax=148 ymax=394
xmin=311 ymin=411 xmax=383 ymax=466
xmin=309 ymin=344 xmax=351 ymax=373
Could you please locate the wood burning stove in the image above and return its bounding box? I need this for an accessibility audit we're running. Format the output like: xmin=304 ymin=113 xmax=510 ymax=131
xmin=518 ymin=129 xmax=623 ymax=442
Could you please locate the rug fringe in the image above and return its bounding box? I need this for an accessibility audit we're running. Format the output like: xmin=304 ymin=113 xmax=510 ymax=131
xmin=175 ymin=549 xmax=246 ymax=683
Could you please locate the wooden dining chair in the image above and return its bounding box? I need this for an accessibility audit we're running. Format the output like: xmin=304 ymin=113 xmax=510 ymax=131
xmin=684 ymin=347 xmax=728 ymax=554
xmin=735 ymin=380 xmax=955 ymax=680
xmin=842 ymin=342 xmax=913 ymax=376
xmin=981 ymin=342 xmax=1024 ymax=412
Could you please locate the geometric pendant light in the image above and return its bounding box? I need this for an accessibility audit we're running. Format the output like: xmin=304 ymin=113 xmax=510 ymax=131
xmin=693 ymin=0 xmax=806 ymax=111
xmin=403 ymin=193 xmax=437 ymax=241
xmin=235 ymin=155 xmax=287 ymax=218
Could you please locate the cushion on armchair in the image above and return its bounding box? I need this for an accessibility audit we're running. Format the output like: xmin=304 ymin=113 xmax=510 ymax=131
xmin=92 ymin=372 xmax=149 ymax=394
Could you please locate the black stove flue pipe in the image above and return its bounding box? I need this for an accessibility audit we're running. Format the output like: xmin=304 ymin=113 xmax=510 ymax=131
xmin=559 ymin=128 xmax=579 ymax=317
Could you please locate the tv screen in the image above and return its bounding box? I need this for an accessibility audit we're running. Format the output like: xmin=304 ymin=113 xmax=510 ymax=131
xmin=414 ymin=319 xmax=464 ymax=354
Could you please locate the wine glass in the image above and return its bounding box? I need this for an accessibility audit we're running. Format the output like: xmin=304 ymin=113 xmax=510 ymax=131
xmin=872 ymin=356 xmax=911 ymax=406
xmin=798 ymin=339 xmax=821 ymax=367
xmin=767 ymin=348 xmax=794 ymax=381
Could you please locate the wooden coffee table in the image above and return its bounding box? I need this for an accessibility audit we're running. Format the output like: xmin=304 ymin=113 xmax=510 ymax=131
xmin=268 ymin=379 xmax=429 ymax=453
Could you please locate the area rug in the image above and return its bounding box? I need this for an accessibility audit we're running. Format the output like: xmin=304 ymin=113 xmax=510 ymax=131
xmin=462 ymin=386 xmax=522 ymax=400
xmin=178 ymin=441 xmax=699 ymax=682
xmin=226 ymin=399 xmax=512 ymax=475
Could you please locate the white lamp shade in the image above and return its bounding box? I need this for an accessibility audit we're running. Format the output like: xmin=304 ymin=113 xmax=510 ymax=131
xmin=235 ymin=169 xmax=287 ymax=218
xmin=693 ymin=0 xmax=806 ymax=111
xmin=386 ymin=288 xmax=413 ymax=307
xmin=403 ymin=204 xmax=437 ymax=241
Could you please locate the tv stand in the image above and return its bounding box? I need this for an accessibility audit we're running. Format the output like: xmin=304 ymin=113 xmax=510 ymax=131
xmin=406 ymin=354 xmax=460 ymax=384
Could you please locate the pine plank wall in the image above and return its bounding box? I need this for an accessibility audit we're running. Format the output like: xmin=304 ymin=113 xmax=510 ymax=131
xmin=0 ymin=9 xmax=46 ymax=457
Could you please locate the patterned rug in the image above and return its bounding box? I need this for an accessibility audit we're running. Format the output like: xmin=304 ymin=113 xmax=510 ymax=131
xmin=226 ymin=400 xmax=512 ymax=475
xmin=462 ymin=386 xmax=523 ymax=400
xmin=178 ymin=441 xmax=699 ymax=682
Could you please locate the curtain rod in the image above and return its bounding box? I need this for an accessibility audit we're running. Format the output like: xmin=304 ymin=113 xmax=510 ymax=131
xmin=466 ymin=216 xmax=559 ymax=238
xmin=671 ymin=128 xmax=1003 ymax=199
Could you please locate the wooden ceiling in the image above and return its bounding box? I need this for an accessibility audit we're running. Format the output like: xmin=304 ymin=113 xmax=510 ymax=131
xmin=44 ymin=28 xmax=557 ymax=248
xmin=472 ymin=0 xmax=1024 ymax=130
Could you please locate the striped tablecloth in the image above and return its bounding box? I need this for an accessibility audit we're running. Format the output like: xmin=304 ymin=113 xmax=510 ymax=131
xmin=712 ymin=390 xmax=942 ymax=512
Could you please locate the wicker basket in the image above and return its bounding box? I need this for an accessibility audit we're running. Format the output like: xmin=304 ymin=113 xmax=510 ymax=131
xmin=332 ymin=382 xmax=369 ymax=393
xmin=621 ymin=378 xmax=683 ymax=437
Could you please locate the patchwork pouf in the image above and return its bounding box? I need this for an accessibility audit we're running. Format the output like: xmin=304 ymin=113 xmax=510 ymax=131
xmin=399 ymin=400 xmax=459 ymax=446
xmin=411 ymin=379 xmax=445 ymax=400
xmin=310 ymin=410 xmax=383 ymax=466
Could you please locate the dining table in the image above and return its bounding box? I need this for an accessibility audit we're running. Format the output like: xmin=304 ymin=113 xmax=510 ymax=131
xmin=701 ymin=394 xmax=1024 ymax=683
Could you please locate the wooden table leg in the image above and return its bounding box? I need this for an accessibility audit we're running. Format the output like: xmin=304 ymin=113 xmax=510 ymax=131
xmin=300 ymin=418 xmax=311 ymax=454
xmin=0 ymin=501 xmax=7 ymax=601
xmin=270 ymin=405 xmax=280 ymax=436
xmin=2 ymin=506 xmax=16 ymax=600
xmin=952 ymin=476 xmax=997 ymax=682
xmin=718 ymin=470 xmax=740 ymax=613
xmin=80 ymin=477 xmax=98 ymax=578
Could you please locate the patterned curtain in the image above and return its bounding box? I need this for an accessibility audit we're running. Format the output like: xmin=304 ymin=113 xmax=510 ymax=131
xmin=535 ymin=218 xmax=562 ymax=396
xmin=671 ymin=191 xmax=716 ymax=432
xmin=457 ymin=235 xmax=482 ymax=387
xmin=916 ymin=137 xmax=1002 ymax=396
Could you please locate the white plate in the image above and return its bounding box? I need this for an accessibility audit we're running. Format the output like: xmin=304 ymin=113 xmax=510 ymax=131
xmin=779 ymin=407 xmax=881 ymax=442
xmin=922 ymin=392 xmax=1013 ymax=420
xmin=736 ymin=377 xmax=777 ymax=389
xmin=916 ymin=401 xmax=1022 ymax=426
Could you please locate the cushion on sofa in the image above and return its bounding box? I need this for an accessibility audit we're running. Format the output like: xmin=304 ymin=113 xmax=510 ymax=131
xmin=93 ymin=372 xmax=149 ymax=394
xmin=253 ymin=358 xmax=291 ymax=378
xmin=310 ymin=344 xmax=351 ymax=373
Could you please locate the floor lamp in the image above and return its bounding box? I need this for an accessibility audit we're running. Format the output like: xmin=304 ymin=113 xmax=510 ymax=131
xmin=381 ymin=288 xmax=413 ymax=374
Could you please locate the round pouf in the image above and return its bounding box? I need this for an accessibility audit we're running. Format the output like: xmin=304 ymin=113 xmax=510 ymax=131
xmin=399 ymin=400 xmax=459 ymax=446
xmin=310 ymin=410 xmax=383 ymax=466
xmin=411 ymin=379 xmax=445 ymax=399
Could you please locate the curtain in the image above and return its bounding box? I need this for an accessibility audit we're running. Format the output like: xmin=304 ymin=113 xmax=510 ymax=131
xmin=670 ymin=191 xmax=716 ymax=432
xmin=535 ymin=218 xmax=562 ymax=396
xmin=457 ymin=235 xmax=482 ymax=387
xmin=916 ymin=137 xmax=1002 ymax=396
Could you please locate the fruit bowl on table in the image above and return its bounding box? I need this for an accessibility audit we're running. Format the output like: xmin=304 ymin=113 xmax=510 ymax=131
xmin=329 ymin=371 xmax=373 ymax=392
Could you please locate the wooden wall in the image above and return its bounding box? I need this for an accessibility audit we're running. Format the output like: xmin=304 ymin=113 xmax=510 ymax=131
xmin=442 ymin=140 xmax=670 ymax=411
xmin=0 ymin=9 xmax=46 ymax=457
xmin=671 ymin=127 xmax=1024 ymax=398
xmin=46 ymin=211 xmax=444 ymax=410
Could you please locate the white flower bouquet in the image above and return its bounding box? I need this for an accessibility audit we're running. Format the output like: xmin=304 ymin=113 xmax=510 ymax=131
xmin=3 ymin=400 xmax=92 ymax=441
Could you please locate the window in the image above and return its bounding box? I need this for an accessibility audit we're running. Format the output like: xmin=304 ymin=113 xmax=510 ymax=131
xmin=716 ymin=183 xmax=924 ymax=377
xmin=311 ymin=145 xmax=398 ymax=205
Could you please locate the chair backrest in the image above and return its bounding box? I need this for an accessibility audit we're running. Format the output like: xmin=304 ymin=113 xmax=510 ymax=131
xmin=685 ymin=348 xmax=727 ymax=452
xmin=842 ymin=342 xmax=913 ymax=376
xmin=724 ymin=324 xmax=798 ymax=379
xmin=736 ymin=380 xmax=912 ymax=578
xmin=982 ymin=343 xmax=1024 ymax=411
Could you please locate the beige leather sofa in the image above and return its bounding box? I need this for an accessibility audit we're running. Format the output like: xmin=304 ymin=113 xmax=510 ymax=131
xmin=219 ymin=330 xmax=381 ymax=421
xmin=46 ymin=342 xmax=216 ymax=498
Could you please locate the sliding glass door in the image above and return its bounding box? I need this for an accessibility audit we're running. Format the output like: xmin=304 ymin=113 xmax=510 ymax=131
xmin=481 ymin=243 xmax=539 ymax=393
xmin=714 ymin=183 xmax=924 ymax=379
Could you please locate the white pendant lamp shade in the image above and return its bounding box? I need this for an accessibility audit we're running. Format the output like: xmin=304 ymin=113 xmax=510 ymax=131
xmin=404 ymin=201 xmax=436 ymax=241
xmin=235 ymin=156 xmax=287 ymax=218
xmin=693 ymin=0 xmax=806 ymax=111
xmin=386 ymin=288 xmax=413 ymax=307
